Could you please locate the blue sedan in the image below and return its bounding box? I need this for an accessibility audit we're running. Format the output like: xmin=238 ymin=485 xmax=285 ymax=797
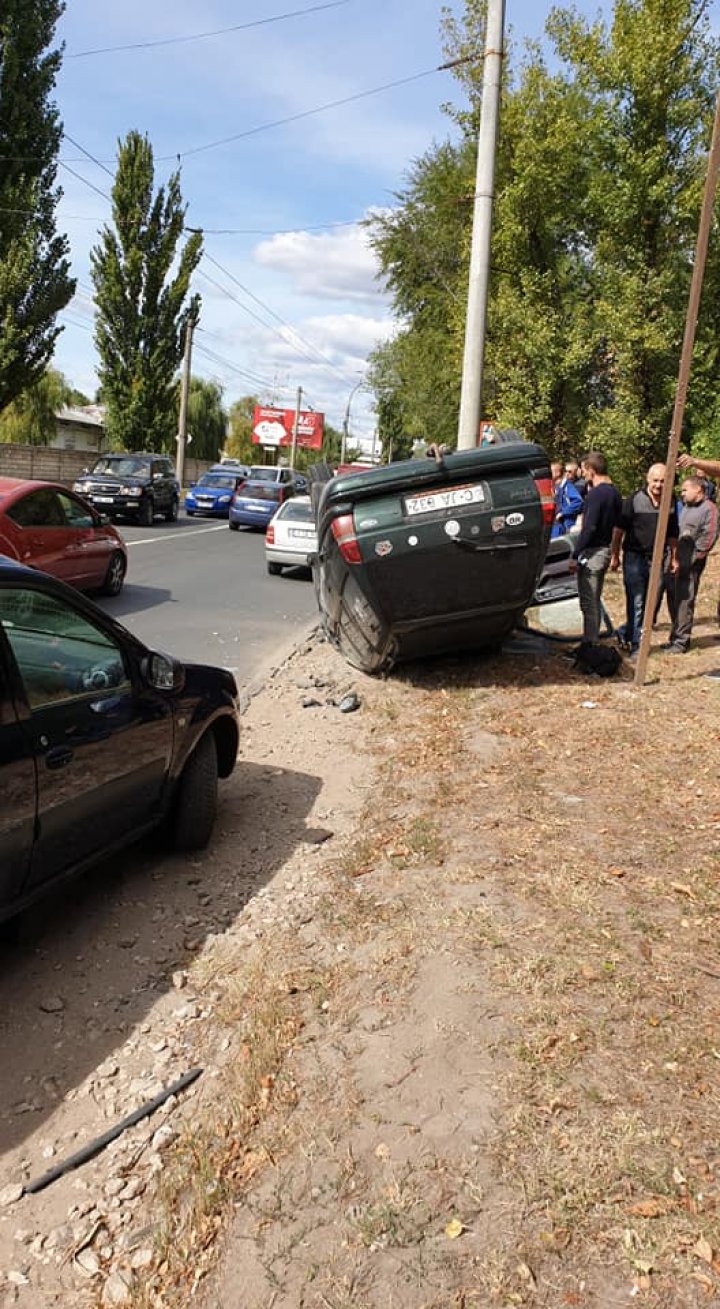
xmin=185 ymin=469 xmax=247 ymax=518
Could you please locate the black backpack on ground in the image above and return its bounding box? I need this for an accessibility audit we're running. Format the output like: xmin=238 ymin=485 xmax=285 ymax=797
xmin=573 ymin=642 xmax=622 ymax=678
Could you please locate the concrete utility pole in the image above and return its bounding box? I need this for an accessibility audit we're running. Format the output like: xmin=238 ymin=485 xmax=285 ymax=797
xmin=290 ymin=385 xmax=303 ymax=469
xmin=341 ymin=379 xmax=364 ymax=464
xmin=176 ymin=305 xmax=198 ymax=486
xmin=457 ymin=0 xmax=506 ymax=450
xmin=634 ymin=92 xmax=720 ymax=687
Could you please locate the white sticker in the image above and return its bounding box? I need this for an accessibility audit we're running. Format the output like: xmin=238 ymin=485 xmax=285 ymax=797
xmin=375 ymin=540 xmax=393 ymax=557
xmin=408 ymin=534 xmax=419 ymax=546
xmin=444 ymin=519 xmax=460 ymax=538
xmin=506 ymin=512 xmax=525 ymax=526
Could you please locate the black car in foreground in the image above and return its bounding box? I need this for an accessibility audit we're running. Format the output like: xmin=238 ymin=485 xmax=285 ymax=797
xmin=73 ymin=454 xmax=180 ymax=526
xmin=312 ymin=442 xmax=554 ymax=673
xmin=0 ymin=558 xmax=240 ymax=924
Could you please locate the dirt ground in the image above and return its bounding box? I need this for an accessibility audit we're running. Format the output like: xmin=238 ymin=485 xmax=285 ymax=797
xmin=1 ymin=562 xmax=719 ymax=1309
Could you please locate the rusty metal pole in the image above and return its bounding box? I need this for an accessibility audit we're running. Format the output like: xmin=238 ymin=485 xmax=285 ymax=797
xmin=634 ymin=93 xmax=720 ymax=687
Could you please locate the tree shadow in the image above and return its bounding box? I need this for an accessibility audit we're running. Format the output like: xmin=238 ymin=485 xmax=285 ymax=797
xmin=0 ymin=760 xmax=322 ymax=1157
xmin=97 ymin=584 xmax=174 ymax=618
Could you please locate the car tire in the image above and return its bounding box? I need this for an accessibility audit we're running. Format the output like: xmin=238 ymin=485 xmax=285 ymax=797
xmin=267 ymin=562 xmax=283 ymax=575
xmin=229 ymin=521 xmax=239 ymax=531
xmin=172 ymin=732 xmax=218 ymax=851
xmin=138 ymin=497 xmax=154 ymax=527
xmin=165 ymin=496 xmax=179 ymax=523
xmin=100 ymin=550 xmax=126 ymax=596
xmin=187 ymin=509 xmax=195 ymax=517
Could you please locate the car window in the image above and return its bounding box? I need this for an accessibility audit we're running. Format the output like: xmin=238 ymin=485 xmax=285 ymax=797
xmin=197 ymin=474 xmax=236 ymax=489
xmin=0 ymin=588 xmax=129 ymax=709
xmin=57 ymin=492 xmax=95 ymax=529
xmin=6 ymin=488 xmax=66 ymax=528
xmin=249 ymin=467 xmax=278 ymax=482
xmin=90 ymin=458 xmax=151 ymax=478
xmin=277 ymin=500 xmax=314 ymax=522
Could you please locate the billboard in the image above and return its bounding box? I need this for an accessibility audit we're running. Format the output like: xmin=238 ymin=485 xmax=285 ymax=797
xmin=252 ymin=405 xmax=324 ymax=450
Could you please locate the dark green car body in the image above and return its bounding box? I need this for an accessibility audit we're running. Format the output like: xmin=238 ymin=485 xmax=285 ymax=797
xmin=312 ymin=444 xmax=553 ymax=673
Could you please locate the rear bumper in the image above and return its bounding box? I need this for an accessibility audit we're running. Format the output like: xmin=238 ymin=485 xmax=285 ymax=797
xmin=230 ymin=506 xmax=275 ymax=527
xmin=266 ymin=545 xmax=314 ymax=568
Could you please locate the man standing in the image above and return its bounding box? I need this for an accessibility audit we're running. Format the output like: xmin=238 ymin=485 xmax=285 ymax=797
xmin=570 ymin=452 xmax=622 ymax=644
xmin=610 ymin=463 xmax=678 ymax=656
xmin=552 ymin=462 xmax=585 ymax=538
xmin=665 ymin=476 xmax=719 ymax=654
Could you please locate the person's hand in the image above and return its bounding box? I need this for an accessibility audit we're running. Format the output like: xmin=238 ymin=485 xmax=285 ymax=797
xmin=670 ymin=556 xmax=679 ymax=574
xmin=677 ymin=453 xmax=694 ymax=470
xmin=609 ymin=552 xmax=620 ymax=572
xmin=567 ymin=559 xmax=578 ymax=573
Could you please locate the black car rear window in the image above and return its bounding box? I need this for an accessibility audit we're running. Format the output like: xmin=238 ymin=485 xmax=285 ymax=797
xmin=242 ymin=481 xmax=280 ymax=500
xmin=248 ymin=467 xmax=278 ymax=482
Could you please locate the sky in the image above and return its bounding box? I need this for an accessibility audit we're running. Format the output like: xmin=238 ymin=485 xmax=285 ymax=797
xmin=51 ymin=0 xmax=613 ymax=449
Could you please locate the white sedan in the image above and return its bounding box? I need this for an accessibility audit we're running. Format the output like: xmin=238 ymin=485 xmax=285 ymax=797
xmin=265 ymin=496 xmax=318 ymax=576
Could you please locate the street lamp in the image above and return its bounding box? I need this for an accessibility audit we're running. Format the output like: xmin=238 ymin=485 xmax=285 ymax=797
xmin=341 ymin=378 xmax=364 ymax=464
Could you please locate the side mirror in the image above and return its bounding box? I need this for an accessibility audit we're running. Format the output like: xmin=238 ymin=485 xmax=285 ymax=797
xmin=143 ymin=652 xmax=185 ymax=693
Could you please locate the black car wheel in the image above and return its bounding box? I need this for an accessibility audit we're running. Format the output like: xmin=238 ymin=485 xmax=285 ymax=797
xmin=187 ymin=509 xmax=195 ymax=517
xmin=100 ymin=550 xmax=126 ymax=597
xmin=229 ymin=521 xmax=239 ymax=531
xmin=138 ymin=497 xmax=154 ymax=527
xmin=172 ymin=732 xmax=218 ymax=851
xmin=165 ymin=496 xmax=179 ymax=523
xmin=267 ymin=562 xmax=283 ymax=575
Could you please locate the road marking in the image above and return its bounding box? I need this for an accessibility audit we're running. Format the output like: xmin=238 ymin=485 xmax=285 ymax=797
xmin=126 ymin=524 xmax=229 ymax=547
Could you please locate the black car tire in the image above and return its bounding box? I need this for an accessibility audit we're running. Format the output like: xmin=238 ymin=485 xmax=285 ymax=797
xmin=187 ymin=509 xmax=195 ymax=517
xmin=267 ymin=562 xmax=283 ymax=575
xmin=165 ymin=496 xmax=179 ymax=523
xmin=229 ymin=521 xmax=239 ymax=531
xmin=172 ymin=731 xmax=218 ymax=851
xmin=100 ymin=550 xmax=126 ymax=597
xmin=138 ymin=497 xmax=154 ymax=527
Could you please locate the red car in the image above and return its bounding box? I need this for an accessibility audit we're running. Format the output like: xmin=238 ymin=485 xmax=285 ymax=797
xmin=0 ymin=478 xmax=127 ymax=595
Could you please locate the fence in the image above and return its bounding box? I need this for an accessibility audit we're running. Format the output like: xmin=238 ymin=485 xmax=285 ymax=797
xmin=0 ymin=444 xmax=214 ymax=488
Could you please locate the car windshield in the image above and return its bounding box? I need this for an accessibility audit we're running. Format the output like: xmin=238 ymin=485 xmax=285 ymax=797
xmin=278 ymin=500 xmax=313 ymax=521
xmin=89 ymin=458 xmax=150 ymax=477
xmin=248 ymin=467 xmax=278 ymax=482
xmin=197 ymin=474 xmax=236 ymax=489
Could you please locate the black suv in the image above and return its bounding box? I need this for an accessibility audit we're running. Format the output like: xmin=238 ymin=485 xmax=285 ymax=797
xmin=73 ymin=454 xmax=180 ymax=526
xmin=0 ymin=557 xmax=240 ymax=923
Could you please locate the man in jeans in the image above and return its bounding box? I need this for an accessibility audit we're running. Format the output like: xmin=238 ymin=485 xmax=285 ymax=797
xmin=570 ymin=451 xmax=622 ymax=643
xmin=665 ymin=476 xmax=719 ymax=654
xmin=610 ymin=463 xmax=678 ymax=656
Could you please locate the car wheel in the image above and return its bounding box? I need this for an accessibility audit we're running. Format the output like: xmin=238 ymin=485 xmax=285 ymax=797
xmin=165 ymin=496 xmax=179 ymax=523
xmin=267 ymin=562 xmax=283 ymax=575
xmin=187 ymin=509 xmax=195 ymax=517
xmin=172 ymin=732 xmax=218 ymax=851
xmin=138 ymin=497 xmax=154 ymax=527
xmin=229 ymin=521 xmax=239 ymax=531
xmin=100 ymin=550 xmax=126 ymax=596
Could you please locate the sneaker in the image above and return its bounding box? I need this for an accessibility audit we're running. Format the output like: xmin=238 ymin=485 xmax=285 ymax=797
xmin=665 ymin=644 xmax=687 ymax=655
xmin=705 ymin=669 xmax=720 ymax=680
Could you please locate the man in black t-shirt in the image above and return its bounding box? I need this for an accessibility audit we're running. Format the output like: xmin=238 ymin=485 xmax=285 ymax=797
xmin=610 ymin=463 xmax=679 ymax=656
xmin=570 ymin=451 xmax=623 ymax=643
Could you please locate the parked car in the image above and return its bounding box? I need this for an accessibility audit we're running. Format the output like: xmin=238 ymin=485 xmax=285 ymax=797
xmin=265 ymin=496 xmax=318 ymax=575
xmin=185 ymin=466 xmax=249 ymax=517
xmin=228 ymin=465 xmax=302 ymax=531
xmin=73 ymin=454 xmax=180 ymax=526
xmin=312 ymin=442 xmax=554 ymax=673
xmin=0 ymin=557 xmax=240 ymax=924
xmin=0 ymin=478 xmax=127 ymax=596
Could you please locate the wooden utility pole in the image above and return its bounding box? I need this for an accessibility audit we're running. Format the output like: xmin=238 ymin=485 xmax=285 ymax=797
xmin=457 ymin=0 xmax=506 ymax=450
xmin=176 ymin=305 xmax=198 ymax=486
xmin=290 ymin=385 xmax=302 ymax=469
xmin=634 ymin=93 xmax=720 ymax=686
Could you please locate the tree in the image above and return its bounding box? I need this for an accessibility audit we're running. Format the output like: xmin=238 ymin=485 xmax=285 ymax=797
xmin=0 ymin=366 xmax=71 ymax=443
xmin=0 ymin=0 xmax=75 ymax=411
xmin=186 ymin=377 xmax=227 ymax=461
xmin=91 ymin=131 xmax=202 ymax=453
xmin=225 ymin=395 xmax=259 ymax=462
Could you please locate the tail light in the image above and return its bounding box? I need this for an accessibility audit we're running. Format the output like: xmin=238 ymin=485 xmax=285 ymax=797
xmin=277 ymin=487 xmax=287 ymax=504
xmin=330 ymin=513 xmax=362 ymax=565
xmin=266 ymin=524 xmax=275 ymax=545
xmin=534 ymin=476 xmax=556 ymax=527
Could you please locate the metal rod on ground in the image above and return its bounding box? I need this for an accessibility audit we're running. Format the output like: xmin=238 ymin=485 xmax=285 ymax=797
xmin=23 ymin=1068 xmax=203 ymax=1196
xmin=634 ymin=92 xmax=720 ymax=687
xmin=290 ymin=384 xmax=302 ymax=469
xmin=176 ymin=308 xmax=197 ymax=486
xmin=457 ymin=0 xmax=506 ymax=451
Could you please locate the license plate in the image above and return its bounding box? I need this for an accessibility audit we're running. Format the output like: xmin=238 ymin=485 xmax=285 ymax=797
xmin=197 ymin=498 xmax=213 ymax=504
xmin=93 ymin=496 xmax=114 ymax=504
xmin=289 ymin=528 xmax=313 ymax=539
xmin=404 ymin=484 xmax=485 ymax=516
xmin=246 ymin=503 xmax=266 ymax=512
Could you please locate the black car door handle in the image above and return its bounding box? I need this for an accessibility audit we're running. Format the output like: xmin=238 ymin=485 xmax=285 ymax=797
xmin=45 ymin=746 xmax=74 ymax=770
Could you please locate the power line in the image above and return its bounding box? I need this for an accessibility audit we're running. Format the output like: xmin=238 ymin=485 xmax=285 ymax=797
xmin=193 ymin=342 xmax=275 ymax=390
xmin=195 ymin=218 xmax=363 ymax=235
xmin=59 ymin=160 xmax=111 ymax=204
xmin=67 ymin=1 xmax=350 ymax=58
xmin=63 ymin=132 xmax=115 ymax=180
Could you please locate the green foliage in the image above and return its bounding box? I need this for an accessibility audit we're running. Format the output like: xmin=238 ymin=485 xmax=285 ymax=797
xmin=0 ymin=366 xmax=71 ymax=444
xmin=0 ymin=0 xmax=75 ymax=410
xmin=225 ymin=395 xmax=258 ymax=462
xmin=90 ymin=131 xmax=202 ymax=453
xmin=186 ymin=377 xmax=227 ymax=461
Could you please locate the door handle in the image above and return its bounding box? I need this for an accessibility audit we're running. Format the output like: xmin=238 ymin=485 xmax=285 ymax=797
xmin=45 ymin=746 xmax=74 ymax=770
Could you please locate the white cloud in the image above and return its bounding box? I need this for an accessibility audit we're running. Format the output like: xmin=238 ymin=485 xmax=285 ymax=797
xmin=254 ymin=223 xmax=386 ymax=303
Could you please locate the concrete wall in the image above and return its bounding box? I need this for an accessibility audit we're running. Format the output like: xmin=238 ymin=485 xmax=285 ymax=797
xmin=0 ymin=444 xmax=214 ymax=488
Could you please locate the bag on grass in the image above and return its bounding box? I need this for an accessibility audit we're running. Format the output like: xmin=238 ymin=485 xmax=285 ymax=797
xmin=573 ymin=641 xmax=622 ymax=678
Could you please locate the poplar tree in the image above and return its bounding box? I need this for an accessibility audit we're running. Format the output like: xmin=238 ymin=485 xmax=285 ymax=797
xmin=91 ymin=131 xmax=202 ymax=452
xmin=0 ymin=0 xmax=75 ymax=410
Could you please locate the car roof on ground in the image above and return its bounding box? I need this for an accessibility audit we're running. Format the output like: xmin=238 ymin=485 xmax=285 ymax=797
xmin=0 ymin=554 xmax=46 ymax=578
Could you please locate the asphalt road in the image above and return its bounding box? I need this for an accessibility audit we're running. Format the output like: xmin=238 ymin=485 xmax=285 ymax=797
xmin=95 ymin=514 xmax=318 ymax=686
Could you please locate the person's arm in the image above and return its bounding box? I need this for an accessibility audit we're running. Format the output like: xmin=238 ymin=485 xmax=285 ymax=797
xmin=695 ymin=500 xmax=719 ymax=557
xmin=610 ymin=526 xmax=624 ymax=570
xmin=677 ymin=453 xmax=720 ymax=478
xmin=573 ymin=489 xmax=599 ymax=558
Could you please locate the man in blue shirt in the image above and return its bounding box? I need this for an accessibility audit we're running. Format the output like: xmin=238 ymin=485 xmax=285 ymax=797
xmin=570 ymin=452 xmax=622 ymax=643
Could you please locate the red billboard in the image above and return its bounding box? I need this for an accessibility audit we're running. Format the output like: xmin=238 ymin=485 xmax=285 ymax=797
xmin=252 ymin=405 xmax=324 ymax=450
